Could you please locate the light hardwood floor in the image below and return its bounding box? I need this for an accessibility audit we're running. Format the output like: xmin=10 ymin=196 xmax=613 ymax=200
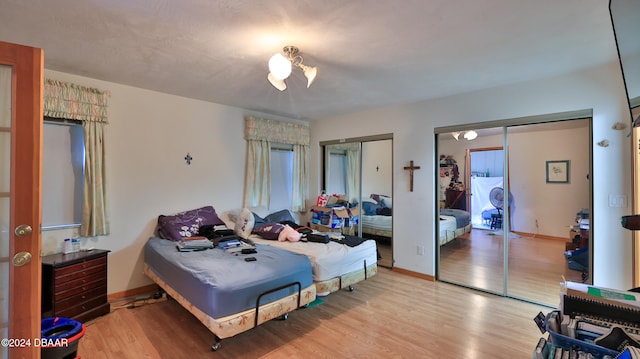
xmin=78 ymin=268 xmax=549 ymax=358
xmin=375 ymin=238 xmax=392 ymax=268
xmin=440 ymin=228 xmax=584 ymax=306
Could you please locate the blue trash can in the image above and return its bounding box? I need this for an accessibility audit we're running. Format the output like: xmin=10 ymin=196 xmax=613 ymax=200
xmin=41 ymin=317 xmax=85 ymax=359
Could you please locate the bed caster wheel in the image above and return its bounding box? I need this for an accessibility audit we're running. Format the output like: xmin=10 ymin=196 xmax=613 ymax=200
xmin=211 ymin=336 xmax=221 ymax=351
xmin=348 ymin=285 xmax=354 ymax=292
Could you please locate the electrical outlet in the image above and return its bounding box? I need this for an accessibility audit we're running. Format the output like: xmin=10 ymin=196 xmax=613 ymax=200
xmin=417 ymin=245 xmax=425 ymax=256
xmin=609 ymin=194 xmax=628 ymax=208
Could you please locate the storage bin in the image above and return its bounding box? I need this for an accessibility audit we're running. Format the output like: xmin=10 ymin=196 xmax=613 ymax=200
xmin=565 ymin=247 xmax=589 ymax=272
xmin=41 ymin=317 xmax=86 ymax=359
xmin=545 ymin=311 xmax=619 ymax=358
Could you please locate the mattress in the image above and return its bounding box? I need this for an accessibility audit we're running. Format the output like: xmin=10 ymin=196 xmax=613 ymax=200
xmin=439 ymin=215 xmax=458 ymax=245
xmin=249 ymin=235 xmax=378 ymax=283
xmin=144 ymin=236 xmax=314 ymax=319
xmin=360 ymin=215 xmax=393 ymax=233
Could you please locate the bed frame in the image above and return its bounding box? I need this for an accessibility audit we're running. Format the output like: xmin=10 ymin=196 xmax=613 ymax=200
xmin=314 ymin=260 xmax=378 ymax=296
xmin=143 ymin=263 xmax=316 ymax=351
xmin=439 ymin=223 xmax=472 ymax=246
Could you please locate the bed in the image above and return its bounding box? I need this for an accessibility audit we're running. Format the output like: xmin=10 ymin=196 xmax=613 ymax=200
xmin=360 ymin=212 xmax=392 ymax=239
xmin=359 ymin=196 xmax=393 ymax=240
xmin=221 ymin=208 xmax=378 ymax=296
xmin=143 ymin=236 xmax=316 ymax=351
xmin=439 ymin=208 xmax=472 ymax=245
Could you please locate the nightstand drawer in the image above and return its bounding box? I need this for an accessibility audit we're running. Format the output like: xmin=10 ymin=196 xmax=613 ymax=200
xmin=55 ymin=285 xmax=107 ymax=313
xmin=54 ymin=256 xmax=106 ymax=277
xmin=56 ymin=294 xmax=108 ymax=319
xmin=55 ymin=276 xmax=107 ymax=301
xmin=55 ymin=268 xmax=106 ymax=294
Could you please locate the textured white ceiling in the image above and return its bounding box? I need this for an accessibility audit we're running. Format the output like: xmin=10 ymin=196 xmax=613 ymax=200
xmin=0 ymin=0 xmax=618 ymax=120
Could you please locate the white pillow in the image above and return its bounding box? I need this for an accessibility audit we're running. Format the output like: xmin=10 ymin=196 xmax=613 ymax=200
xmin=219 ymin=209 xmax=241 ymax=229
xmin=234 ymin=208 xmax=255 ymax=238
xmin=381 ymin=197 xmax=392 ymax=209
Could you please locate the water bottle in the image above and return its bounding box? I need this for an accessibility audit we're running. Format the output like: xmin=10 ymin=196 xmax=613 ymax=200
xmin=72 ymin=239 xmax=80 ymax=253
xmin=63 ymin=238 xmax=73 ymax=254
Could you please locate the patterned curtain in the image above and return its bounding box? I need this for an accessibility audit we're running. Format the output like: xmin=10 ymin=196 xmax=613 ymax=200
xmin=243 ymin=140 xmax=271 ymax=208
xmin=291 ymin=144 xmax=308 ymax=212
xmin=44 ymin=79 xmax=110 ymax=236
xmin=345 ymin=146 xmax=361 ymax=204
xmin=244 ymin=117 xmax=309 ymax=212
xmin=329 ymin=143 xmax=361 ymax=203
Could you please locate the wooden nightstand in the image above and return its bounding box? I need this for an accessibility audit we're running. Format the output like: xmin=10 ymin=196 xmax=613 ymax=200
xmin=41 ymin=249 xmax=110 ymax=323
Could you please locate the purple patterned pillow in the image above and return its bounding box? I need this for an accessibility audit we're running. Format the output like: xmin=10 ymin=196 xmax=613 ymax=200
xmin=252 ymin=223 xmax=285 ymax=240
xmin=157 ymin=206 xmax=224 ymax=241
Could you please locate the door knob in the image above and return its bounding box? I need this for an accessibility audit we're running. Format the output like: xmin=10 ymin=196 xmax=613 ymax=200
xmin=14 ymin=224 xmax=32 ymax=237
xmin=13 ymin=252 xmax=32 ymax=266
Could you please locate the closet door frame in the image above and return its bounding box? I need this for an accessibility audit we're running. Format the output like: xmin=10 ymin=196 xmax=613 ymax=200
xmin=435 ymin=109 xmax=593 ymax=304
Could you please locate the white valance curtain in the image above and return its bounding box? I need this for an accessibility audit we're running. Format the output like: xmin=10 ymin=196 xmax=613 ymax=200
xmin=244 ymin=116 xmax=309 ymax=212
xmin=44 ymin=79 xmax=110 ymax=237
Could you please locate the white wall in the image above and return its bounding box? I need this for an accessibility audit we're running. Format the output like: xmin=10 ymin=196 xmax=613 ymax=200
xmin=361 ymin=140 xmax=392 ymax=199
xmin=41 ymin=70 xmax=283 ymax=294
xmin=310 ymin=60 xmax=634 ymax=290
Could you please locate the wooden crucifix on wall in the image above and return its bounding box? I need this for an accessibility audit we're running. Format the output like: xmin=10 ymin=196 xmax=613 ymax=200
xmin=403 ymin=160 xmax=421 ymax=192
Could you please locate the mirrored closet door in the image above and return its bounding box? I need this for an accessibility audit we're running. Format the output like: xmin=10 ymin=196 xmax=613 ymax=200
xmin=322 ymin=135 xmax=393 ymax=268
xmin=436 ymin=114 xmax=592 ymax=306
xmin=610 ymin=0 xmax=640 ymax=284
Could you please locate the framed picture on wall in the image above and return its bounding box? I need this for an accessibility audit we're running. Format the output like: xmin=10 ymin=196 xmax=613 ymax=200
xmin=546 ymin=160 xmax=570 ymax=183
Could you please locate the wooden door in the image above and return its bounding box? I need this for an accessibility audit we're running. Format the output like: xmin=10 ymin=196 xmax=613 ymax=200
xmin=0 ymin=40 xmax=44 ymax=359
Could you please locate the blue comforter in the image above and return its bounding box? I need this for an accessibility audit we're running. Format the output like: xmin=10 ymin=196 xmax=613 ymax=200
xmin=144 ymin=236 xmax=313 ymax=318
xmin=440 ymin=208 xmax=470 ymax=228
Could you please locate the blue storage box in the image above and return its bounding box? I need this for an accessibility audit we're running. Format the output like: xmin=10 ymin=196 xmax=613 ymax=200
xmin=545 ymin=311 xmax=619 ymax=358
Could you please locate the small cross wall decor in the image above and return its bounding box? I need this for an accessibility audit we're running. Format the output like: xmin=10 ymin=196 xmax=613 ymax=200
xmin=403 ymin=160 xmax=421 ymax=192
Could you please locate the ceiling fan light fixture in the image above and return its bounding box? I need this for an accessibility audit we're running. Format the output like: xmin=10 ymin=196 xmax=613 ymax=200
xmin=451 ymin=132 xmax=460 ymax=140
xmin=298 ymin=63 xmax=318 ymax=88
xmin=464 ymin=130 xmax=478 ymax=140
xmin=267 ymin=73 xmax=287 ymax=91
xmin=268 ymin=53 xmax=292 ymax=80
xmin=267 ymin=46 xmax=318 ymax=91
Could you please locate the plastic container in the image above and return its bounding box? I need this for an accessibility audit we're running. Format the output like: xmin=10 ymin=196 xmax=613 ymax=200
xmin=71 ymin=239 xmax=80 ymax=253
xmin=62 ymin=239 xmax=73 ymax=254
xmin=565 ymin=247 xmax=589 ymax=272
xmin=545 ymin=311 xmax=619 ymax=358
xmin=41 ymin=317 xmax=86 ymax=359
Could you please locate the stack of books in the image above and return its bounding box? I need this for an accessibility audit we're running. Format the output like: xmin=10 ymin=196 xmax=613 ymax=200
xmin=176 ymin=238 xmax=214 ymax=252
xmin=219 ymin=239 xmax=255 ymax=254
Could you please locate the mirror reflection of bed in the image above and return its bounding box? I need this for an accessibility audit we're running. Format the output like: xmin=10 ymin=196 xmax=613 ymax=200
xmin=323 ymin=136 xmax=393 ymax=268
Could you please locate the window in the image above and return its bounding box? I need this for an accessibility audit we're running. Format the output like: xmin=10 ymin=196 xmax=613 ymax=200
xmin=327 ymin=151 xmax=347 ymax=195
xmin=42 ymin=119 xmax=84 ymax=229
xmin=270 ymin=145 xmax=293 ymax=211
